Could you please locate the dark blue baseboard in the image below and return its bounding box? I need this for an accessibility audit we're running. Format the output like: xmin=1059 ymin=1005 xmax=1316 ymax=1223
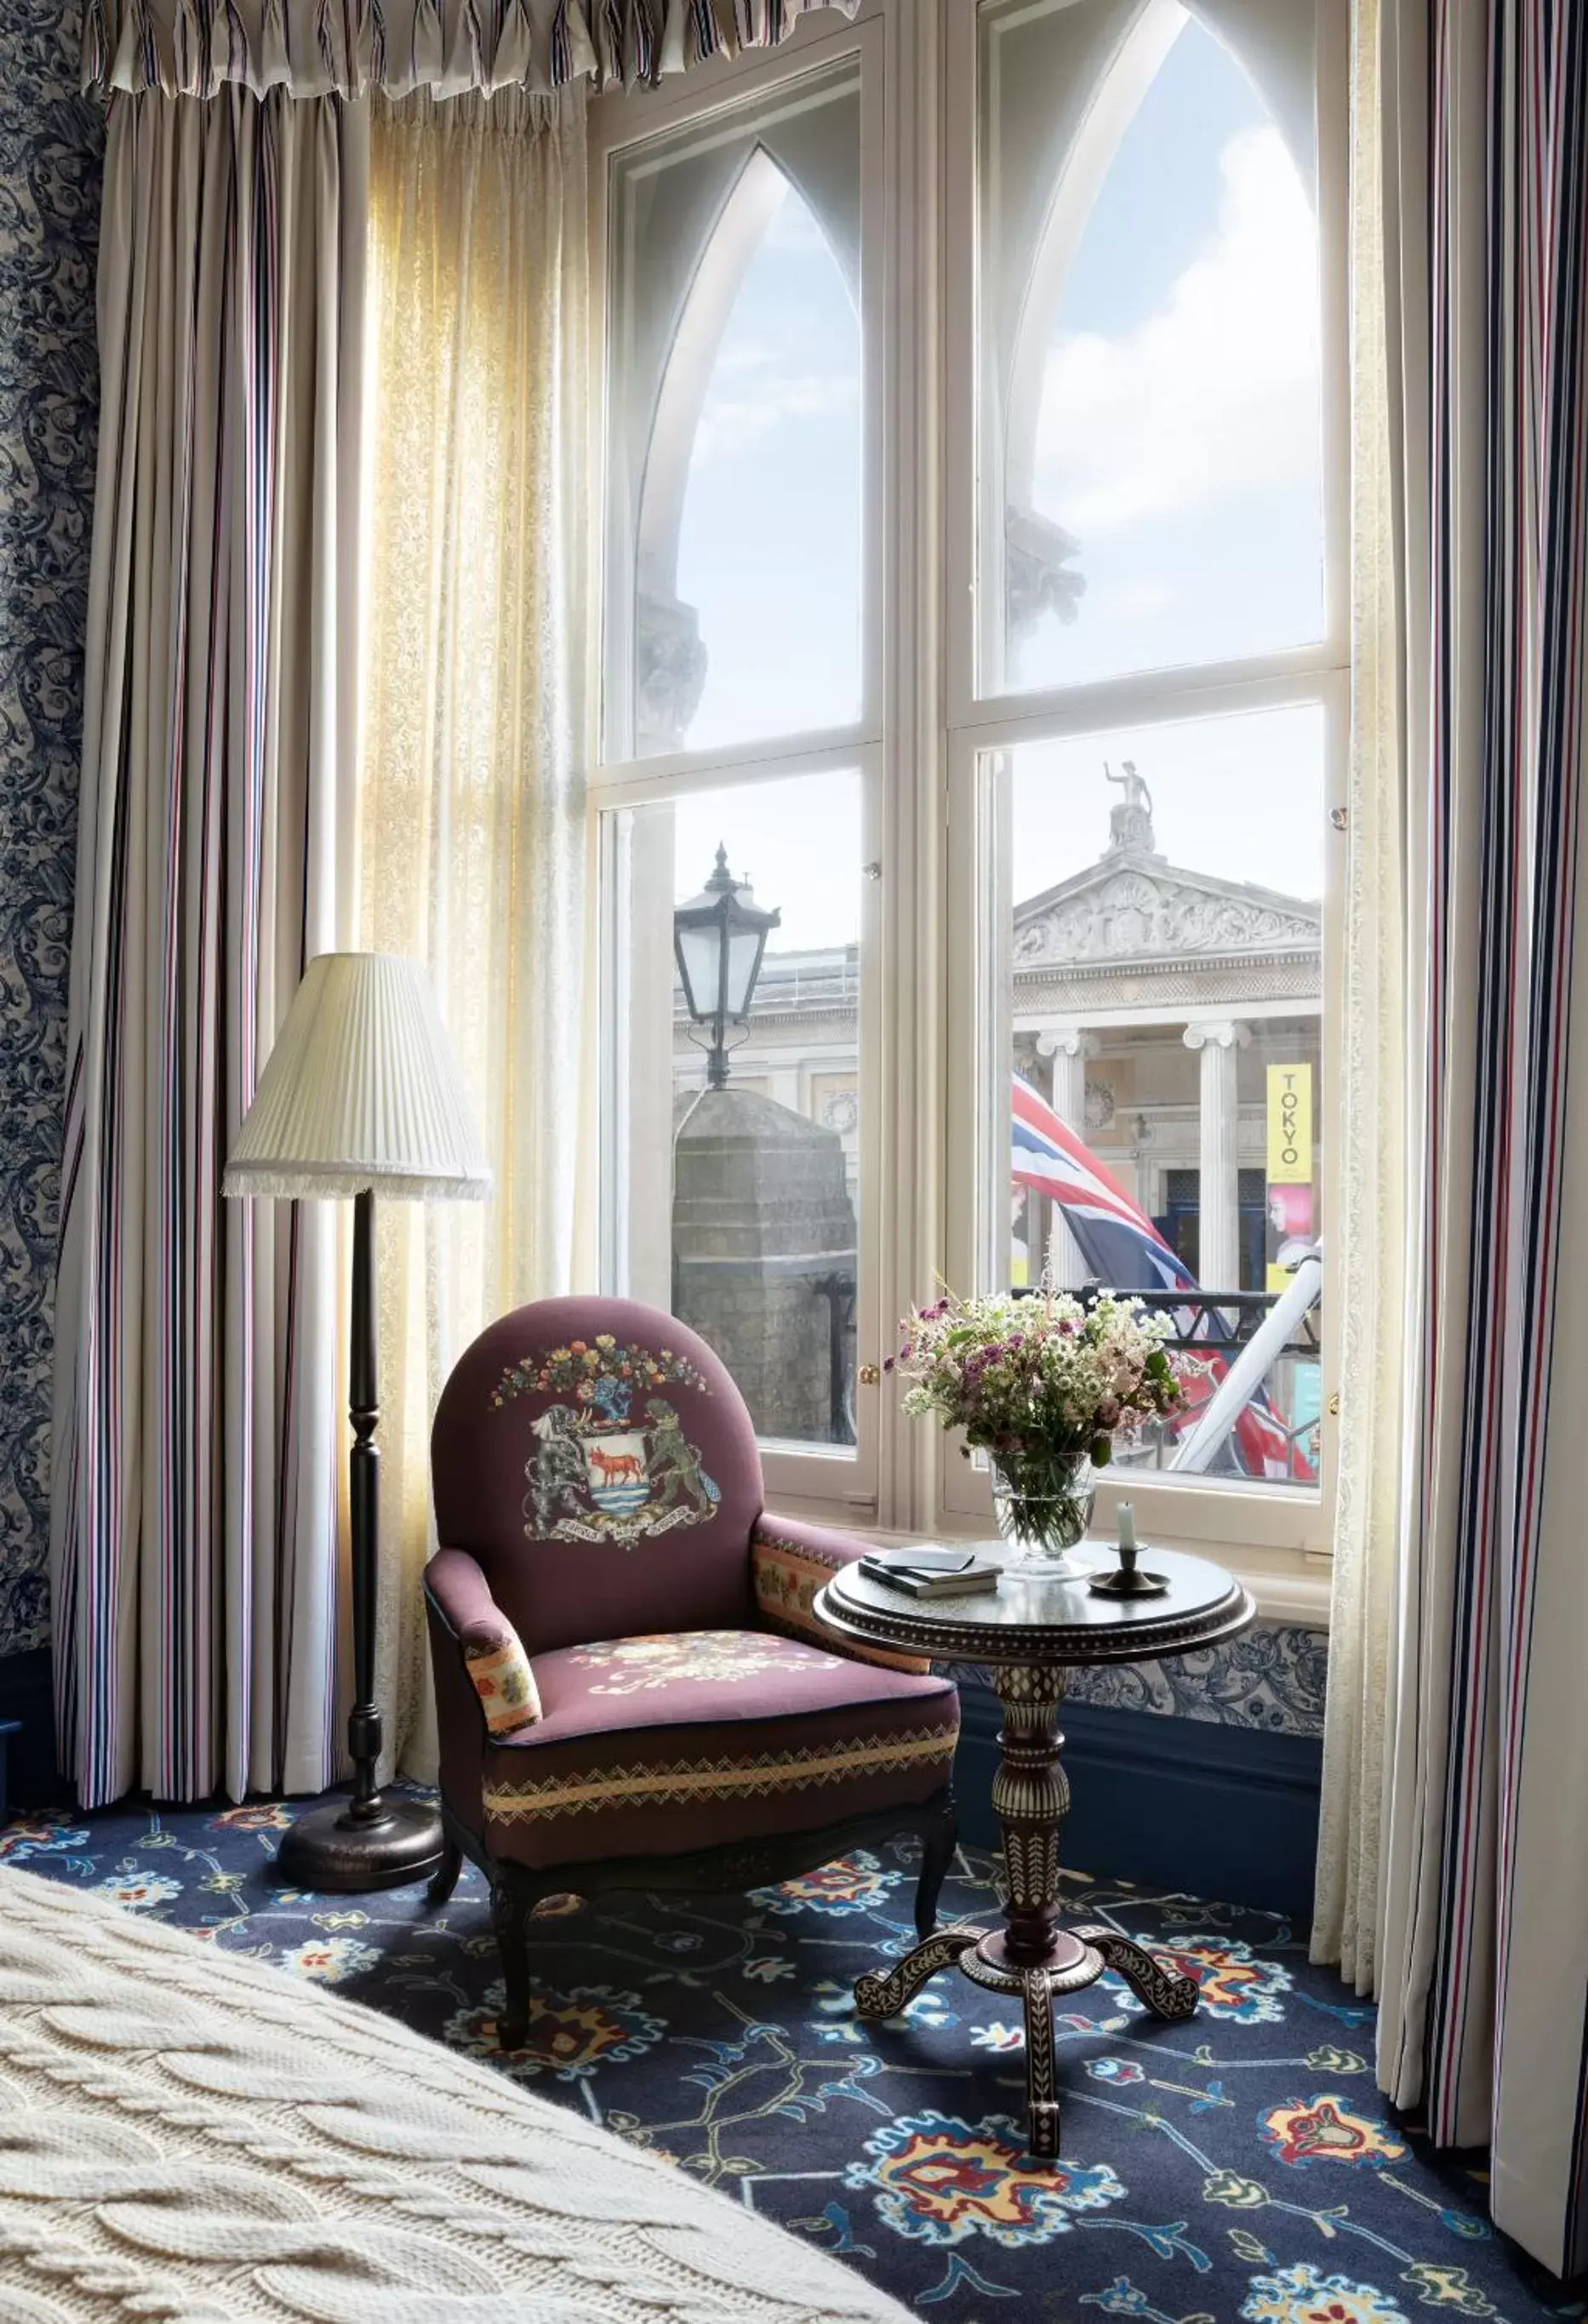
xmin=953 ymin=1679 xmax=1322 ymax=1923
xmin=0 ymin=1647 xmax=63 ymax=1817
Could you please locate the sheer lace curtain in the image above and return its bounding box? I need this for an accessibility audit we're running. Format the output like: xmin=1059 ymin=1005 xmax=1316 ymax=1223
xmin=1309 ymin=0 xmax=1428 ymax=1990
xmin=356 ymin=85 xmax=593 ymax=1778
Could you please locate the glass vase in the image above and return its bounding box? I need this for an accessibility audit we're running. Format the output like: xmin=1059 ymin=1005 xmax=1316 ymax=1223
xmin=989 ymin=1458 xmax=1096 ymax=1580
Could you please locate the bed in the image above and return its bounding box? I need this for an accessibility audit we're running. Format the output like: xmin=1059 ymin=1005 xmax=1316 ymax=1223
xmin=0 ymin=1864 xmax=911 ymax=2323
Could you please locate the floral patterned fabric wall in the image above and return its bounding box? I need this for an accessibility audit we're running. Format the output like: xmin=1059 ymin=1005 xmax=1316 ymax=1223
xmin=1067 ymin=1623 xmax=1328 ymax=1733
xmin=0 ymin=19 xmax=101 ymax=1660
xmin=945 ymin=1624 xmax=1328 ymax=1737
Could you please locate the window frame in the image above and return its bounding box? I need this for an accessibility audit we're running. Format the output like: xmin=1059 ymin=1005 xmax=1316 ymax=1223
xmin=588 ymin=0 xmax=1348 ymax=1608
xmin=589 ymin=10 xmax=894 ymax=1518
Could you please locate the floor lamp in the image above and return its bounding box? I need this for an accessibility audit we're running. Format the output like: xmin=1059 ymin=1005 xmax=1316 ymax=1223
xmin=225 ymin=953 xmax=491 ymax=1890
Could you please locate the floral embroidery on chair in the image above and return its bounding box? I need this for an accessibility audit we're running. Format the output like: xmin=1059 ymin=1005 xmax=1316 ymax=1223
xmin=751 ymin=1529 xmax=930 ymax=1675
xmin=466 ymin=1630 xmax=542 ymax=1733
xmin=570 ymin=1631 xmax=835 ymax=1693
xmin=492 ymin=1336 xmax=712 ymax=1408
xmin=1259 ymin=2094 xmax=1407 ymax=2169
xmin=493 ymin=1338 xmax=721 ymax=1547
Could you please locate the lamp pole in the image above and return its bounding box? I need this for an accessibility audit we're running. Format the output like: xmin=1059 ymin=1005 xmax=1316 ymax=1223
xmin=222 ymin=952 xmax=492 ymax=1893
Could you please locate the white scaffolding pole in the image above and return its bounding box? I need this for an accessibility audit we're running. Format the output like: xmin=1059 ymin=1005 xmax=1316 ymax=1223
xmin=1170 ymin=1253 xmax=1324 ymax=1476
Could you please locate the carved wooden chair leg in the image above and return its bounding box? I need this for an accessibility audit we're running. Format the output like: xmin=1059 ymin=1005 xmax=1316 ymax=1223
xmin=491 ymin=1880 xmax=534 ymax=2050
xmin=1071 ymin=1926 xmax=1199 ymax=2021
xmin=912 ymin=1797 xmax=959 ymax=1941
xmin=855 ymin=1926 xmax=979 ymax=2021
xmin=426 ymin=1836 xmax=464 ymax=1908
xmin=1022 ymin=1969 xmax=1062 ymax=2159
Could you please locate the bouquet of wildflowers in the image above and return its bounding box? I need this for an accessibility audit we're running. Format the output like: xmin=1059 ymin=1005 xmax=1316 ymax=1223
xmin=891 ymin=1283 xmax=1182 ymax=1560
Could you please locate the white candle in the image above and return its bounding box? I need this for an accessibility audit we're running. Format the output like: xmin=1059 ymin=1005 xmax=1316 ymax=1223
xmin=1117 ymin=1503 xmax=1137 ymax=1552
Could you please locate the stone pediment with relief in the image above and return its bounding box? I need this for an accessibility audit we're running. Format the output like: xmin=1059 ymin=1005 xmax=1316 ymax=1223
xmin=1014 ymin=855 xmax=1321 ymax=972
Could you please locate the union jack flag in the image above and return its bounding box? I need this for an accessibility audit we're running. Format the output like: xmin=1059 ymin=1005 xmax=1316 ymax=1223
xmin=1010 ymin=1073 xmax=1307 ymax=1482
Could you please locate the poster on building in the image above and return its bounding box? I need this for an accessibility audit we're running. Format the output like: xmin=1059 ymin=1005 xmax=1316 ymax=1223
xmin=1266 ymin=1063 xmax=1313 ymax=1292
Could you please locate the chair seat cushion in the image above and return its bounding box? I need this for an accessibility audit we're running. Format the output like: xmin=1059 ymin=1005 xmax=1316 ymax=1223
xmin=478 ymin=1629 xmax=959 ymax=1870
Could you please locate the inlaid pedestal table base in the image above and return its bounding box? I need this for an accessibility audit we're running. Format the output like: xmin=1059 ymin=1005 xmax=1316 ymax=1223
xmin=814 ymin=1543 xmax=1255 ymax=2159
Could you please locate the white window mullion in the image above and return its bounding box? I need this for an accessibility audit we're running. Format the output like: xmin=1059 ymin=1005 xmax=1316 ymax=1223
xmin=866 ymin=0 xmax=948 ymax=1538
xmin=951 ymin=649 xmax=1351 ymax=745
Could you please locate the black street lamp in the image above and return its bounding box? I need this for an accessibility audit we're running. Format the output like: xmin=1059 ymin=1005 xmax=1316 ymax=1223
xmin=673 ymin=844 xmax=780 ymax=1088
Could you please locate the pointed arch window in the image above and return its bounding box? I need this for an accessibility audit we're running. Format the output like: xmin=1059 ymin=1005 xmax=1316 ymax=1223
xmin=947 ymin=0 xmax=1346 ymax=1541
xmin=594 ymin=43 xmax=878 ymax=1510
xmin=605 ymin=60 xmax=864 ymax=762
xmin=980 ymin=0 xmax=1328 ymax=694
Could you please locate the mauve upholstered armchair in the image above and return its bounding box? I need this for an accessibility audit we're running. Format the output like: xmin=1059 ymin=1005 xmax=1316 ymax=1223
xmin=425 ymin=1296 xmax=960 ymax=2049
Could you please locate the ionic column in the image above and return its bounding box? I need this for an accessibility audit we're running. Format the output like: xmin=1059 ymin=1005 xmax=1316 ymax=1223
xmin=1183 ymin=1019 xmax=1248 ymax=1296
xmin=1035 ymin=1027 xmax=1098 ymax=1288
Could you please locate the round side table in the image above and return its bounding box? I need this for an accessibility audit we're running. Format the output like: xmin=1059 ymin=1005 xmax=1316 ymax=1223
xmin=814 ymin=1543 xmax=1255 ymax=2159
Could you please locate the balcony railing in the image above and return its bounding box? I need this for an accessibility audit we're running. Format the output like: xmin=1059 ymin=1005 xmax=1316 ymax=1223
xmin=1128 ymin=1287 xmax=1321 ymax=1357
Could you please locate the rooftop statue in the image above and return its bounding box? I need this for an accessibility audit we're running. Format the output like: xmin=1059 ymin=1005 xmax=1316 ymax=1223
xmin=1104 ymin=761 xmax=1157 ymax=855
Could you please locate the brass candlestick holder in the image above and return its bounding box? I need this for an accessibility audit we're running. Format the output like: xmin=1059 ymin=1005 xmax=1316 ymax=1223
xmin=1088 ymin=1532 xmax=1169 ymax=1598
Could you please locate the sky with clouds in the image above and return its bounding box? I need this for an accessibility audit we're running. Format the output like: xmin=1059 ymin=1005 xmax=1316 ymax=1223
xmin=655 ymin=12 xmax=1327 ymax=949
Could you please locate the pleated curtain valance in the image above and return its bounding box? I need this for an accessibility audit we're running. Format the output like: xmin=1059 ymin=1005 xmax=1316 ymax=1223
xmin=81 ymin=0 xmax=860 ymax=97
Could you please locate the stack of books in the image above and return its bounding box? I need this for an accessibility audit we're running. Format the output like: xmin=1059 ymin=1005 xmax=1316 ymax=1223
xmin=858 ymin=1547 xmax=1001 ymax=1598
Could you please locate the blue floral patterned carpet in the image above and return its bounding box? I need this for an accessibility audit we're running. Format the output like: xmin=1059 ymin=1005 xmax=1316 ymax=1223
xmin=3 ymin=1791 xmax=1580 ymax=2324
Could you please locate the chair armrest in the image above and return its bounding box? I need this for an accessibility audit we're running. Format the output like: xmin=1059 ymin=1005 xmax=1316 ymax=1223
xmin=426 ymin=1546 xmax=516 ymax=1655
xmin=751 ymin=1514 xmax=931 ymax=1675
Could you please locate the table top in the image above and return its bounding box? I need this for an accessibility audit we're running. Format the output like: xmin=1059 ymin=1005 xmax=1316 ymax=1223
xmin=814 ymin=1540 xmax=1256 ymax=1668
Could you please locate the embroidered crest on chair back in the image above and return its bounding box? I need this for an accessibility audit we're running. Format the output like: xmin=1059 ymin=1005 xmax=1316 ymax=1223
xmin=431 ymin=1299 xmax=763 ymax=1653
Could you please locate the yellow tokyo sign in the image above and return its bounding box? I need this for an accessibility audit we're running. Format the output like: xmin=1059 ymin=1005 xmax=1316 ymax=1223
xmin=1267 ymin=1064 xmax=1312 ymax=1183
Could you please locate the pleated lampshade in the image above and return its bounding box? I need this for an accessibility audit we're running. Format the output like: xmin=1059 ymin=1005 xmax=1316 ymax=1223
xmin=224 ymin=953 xmax=493 ymax=1202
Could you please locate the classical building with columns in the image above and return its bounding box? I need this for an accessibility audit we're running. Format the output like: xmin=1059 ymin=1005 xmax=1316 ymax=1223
xmin=677 ymin=772 xmax=1322 ymax=1300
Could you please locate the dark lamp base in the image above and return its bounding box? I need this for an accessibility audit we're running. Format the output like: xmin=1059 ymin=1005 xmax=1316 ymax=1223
xmin=274 ymin=1794 xmax=446 ymax=1893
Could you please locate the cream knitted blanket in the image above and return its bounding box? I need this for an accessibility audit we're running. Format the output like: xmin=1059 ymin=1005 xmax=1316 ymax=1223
xmin=0 ymin=1864 xmax=911 ymax=2324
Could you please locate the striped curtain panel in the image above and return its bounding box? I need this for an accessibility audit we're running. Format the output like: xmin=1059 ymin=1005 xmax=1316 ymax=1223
xmin=1363 ymin=0 xmax=1588 ymax=2278
xmin=49 ymin=89 xmax=368 ymax=1807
